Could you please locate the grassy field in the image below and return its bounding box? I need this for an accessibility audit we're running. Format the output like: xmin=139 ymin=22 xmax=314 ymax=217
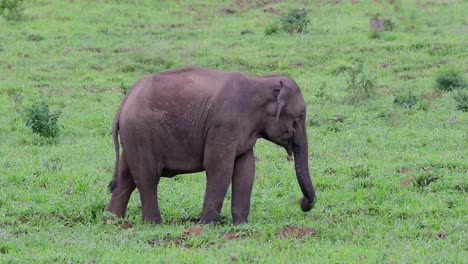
xmin=1 ymin=0 xmax=467 ymax=262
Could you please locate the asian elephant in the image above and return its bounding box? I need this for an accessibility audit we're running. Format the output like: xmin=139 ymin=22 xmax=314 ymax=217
xmin=104 ymin=65 xmax=316 ymax=225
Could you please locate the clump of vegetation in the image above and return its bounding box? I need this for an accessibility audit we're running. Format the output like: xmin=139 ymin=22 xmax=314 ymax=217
xmin=280 ymin=9 xmax=309 ymax=34
xmin=27 ymin=34 xmax=44 ymax=42
xmin=393 ymin=92 xmax=418 ymax=108
xmin=343 ymin=61 xmax=376 ymax=103
xmin=264 ymin=23 xmax=279 ymax=36
xmin=435 ymin=69 xmax=466 ymax=91
xmin=453 ymin=90 xmax=468 ymax=112
xmin=414 ymin=173 xmax=439 ymax=188
xmin=350 ymin=164 xmax=371 ymax=179
xmin=0 ymin=0 xmax=23 ymax=20
xmin=314 ymin=82 xmax=328 ymax=99
xmin=369 ymin=30 xmax=381 ymax=39
xmin=266 ymin=9 xmax=309 ymax=35
xmin=383 ymin=18 xmax=395 ymax=31
xmin=119 ymin=82 xmax=129 ymax=95
xmin=369 ymin=15 xmax=395 ymax=39
xmin=25 ymin=96 xmax=62 ymax=138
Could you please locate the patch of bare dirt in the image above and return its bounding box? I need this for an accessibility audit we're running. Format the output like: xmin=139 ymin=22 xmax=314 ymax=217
xmin=263 ymin=7 xmax=281 ymax=14
xmin=400 ymin=178 xmax=414 ymax=187
xmin=275 ymin=225 xmax=316 ymax=238
xmin=221 ymin=8 xmax=236 ymax=15
xmin=183 ymin=227 xmax=207 ymax=236
xmin=148 ymin=226 xmax=207 ymax=247
xmin=169 ymin=23 xmax=186 ymax=29
xmin=223 ymin=231 xmax=258 ymax=241
xmin=225 ymin=0 xmax=282 ymax=13
xmin=323 ymin=167 xmax=337 ymax=175
xmin=113 ymin=47 xmax=141 ymax=53
xmin=436 ymin=231 xmax=448 ymax=239
xmin=399 ymin=167 xmax=412 ymax=174
xmin=93 ymin=65 xmax=104 ymax=72
xmin=82 ymin=47 xmax=103 ymax=53
xmin=119 ymin=222 xmax=133 ymax=230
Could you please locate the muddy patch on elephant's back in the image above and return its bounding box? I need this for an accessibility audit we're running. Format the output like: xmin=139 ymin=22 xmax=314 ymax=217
xmin=275 ymin=225 xmax=316 ymax=238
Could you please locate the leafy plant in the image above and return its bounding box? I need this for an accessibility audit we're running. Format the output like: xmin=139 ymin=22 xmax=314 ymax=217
xmin=393 ymin=92 xmax=418 ymax=108
xmin=0 ymin=0 xmax=23 ymax=20
xmin=280 ymin=9 xmax=309 ymax=34
xmin=435 ymin=69 xmax=466 ymax=91
xmin=383 ymin=18 xmax=395 ymax=31
xmin=414 ymin=173 xmax=439 ymax=188
xmin=350 ymin=164 xmax=371 ymax=179
xmin=343 ymin=61 xmax=376 ymax=103
xmin=453 ymin=90 xmax=468 ymax=112
xmin=119 ymin=82 xmax=129 ymax=95
xmin=264 ymin=23 xmax=279 ymax=36
xmin=25 ymin=97 xmax=62 ymax=138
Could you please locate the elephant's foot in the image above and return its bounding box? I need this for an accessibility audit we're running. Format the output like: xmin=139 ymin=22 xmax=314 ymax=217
xmin=232 ymin=214 xmax=248 ymax=225
xmin=142 ymin=216 xmax=162 ymax=224
xmin=102 ymin=211 xmax=122 ymax=225
xmin=199 ymin=210 xmax=221 ymax=224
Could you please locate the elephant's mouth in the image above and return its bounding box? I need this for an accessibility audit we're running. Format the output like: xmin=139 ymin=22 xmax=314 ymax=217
xmin=284 ymin=138 xmax=294 ymax=156
xmin=259 ymin=133 xmax=294 ymax=156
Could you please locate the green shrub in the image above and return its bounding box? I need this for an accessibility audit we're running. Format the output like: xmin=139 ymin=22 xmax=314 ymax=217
xmin=264 ymin=23 xmax=279 ymax=36
xmin=453 ymin=90 xmax=468 ymax=112
xmin=393 ymin=92 xmax=418 ymax=108
xmin=414 ymin=173 xmax=439 ymax=188
xmin=0 ymin=0 xmax=23 ymax=20
xmin=119 ymin=82 xmax=129 ymax=95
xmin=344 ymin=61 xmax=376 ymax=103
xmin=350 ymin=164 xmax=371 ymax=179
xmin=435 ymin=69 xmax=466 ymax=91
xmin=280 ymin=9 xmax=309 ymax=34
xmin=25 ymin=97 xmax=62 ymax=138
xmin=383 ymin=18 xmax=395 ymax=31
xmin=369 ymin=30 xmax=381 ymax=39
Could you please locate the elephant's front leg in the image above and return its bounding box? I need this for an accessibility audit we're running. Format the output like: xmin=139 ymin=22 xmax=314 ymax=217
xmin=231 ymin=148 xmax=255 ymax=225
xmin=199 ymin=135 xmax=237 ymax=224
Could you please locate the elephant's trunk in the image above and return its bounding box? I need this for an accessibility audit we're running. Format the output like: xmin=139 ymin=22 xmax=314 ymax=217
xmin=293 ymin=121 xmax=316 ymax=212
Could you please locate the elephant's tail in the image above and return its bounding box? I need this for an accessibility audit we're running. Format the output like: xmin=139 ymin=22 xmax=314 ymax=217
xmin=108 ymin=104 xmax=122 ymax=193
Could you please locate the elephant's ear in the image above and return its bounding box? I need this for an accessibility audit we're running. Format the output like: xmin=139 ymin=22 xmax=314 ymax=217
xmin=275 ymin=80 xmax=290 ymax=121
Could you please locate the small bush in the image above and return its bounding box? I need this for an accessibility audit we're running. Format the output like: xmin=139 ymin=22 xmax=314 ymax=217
xmin=0 ymin=0 xmax=23 ymax=20
xmin=27 ymin=34 xmax=44 ymax=42
xmin=369 ymin=30 xmax=381 ymax=39
xmin=119 ymin=82 xmax=129 ymax=95
xmin=350 ymin=164 xmax=371 ymax=179
xmin=435 ymin=69 xmax=466 ymax=91
xmin=453 ymin=90 xmax=468 ymax=112
xmin=280 ymin=9 xmax=309 ymax=34
xmin=264 ymin=23 xmax=279 ymax=36
xmin=343 ymin=61 xmax=376 ymax=103
xmin=314 ymin=82 xmax=327 ymax=98
xmin=394 ymin=92 xmax=418 ymax=108
xmin=383 ymin=18 xmax=395 ymax=31
xmin=414 ymin=173 xmax=439 ymax=188
xmin=25 ymin=97 xmax=62 ymax=138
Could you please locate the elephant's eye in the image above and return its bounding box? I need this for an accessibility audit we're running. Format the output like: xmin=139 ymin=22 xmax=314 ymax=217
xmin=298 ymin=112 xmax=305 ymax=120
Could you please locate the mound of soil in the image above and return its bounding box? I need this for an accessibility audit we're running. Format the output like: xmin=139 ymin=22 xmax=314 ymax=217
xmin=275 ymin=225 xmax=316 ymax=238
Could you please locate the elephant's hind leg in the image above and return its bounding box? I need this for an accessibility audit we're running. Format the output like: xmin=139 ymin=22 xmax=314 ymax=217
xmin=125 ymin=152 xmax=163 ymax=224
xmin=104 ymin=152 xmax=136 ymax=220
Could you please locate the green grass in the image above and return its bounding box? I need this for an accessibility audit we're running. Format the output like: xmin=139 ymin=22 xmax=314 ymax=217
xmin=1 ymin=0 xmax=467 ymax=263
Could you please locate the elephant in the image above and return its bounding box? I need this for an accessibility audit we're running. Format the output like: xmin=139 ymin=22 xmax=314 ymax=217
xmin=104 ymin=65 xmax=316 ymax=225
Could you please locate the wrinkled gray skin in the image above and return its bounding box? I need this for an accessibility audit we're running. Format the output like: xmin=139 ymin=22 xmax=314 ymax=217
xmin=104 ymin=66 xmax=316 ymax=225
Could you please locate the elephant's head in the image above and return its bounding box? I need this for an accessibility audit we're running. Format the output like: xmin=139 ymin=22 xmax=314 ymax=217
xmin=260 ymin=77 xmax=316 ymax=212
